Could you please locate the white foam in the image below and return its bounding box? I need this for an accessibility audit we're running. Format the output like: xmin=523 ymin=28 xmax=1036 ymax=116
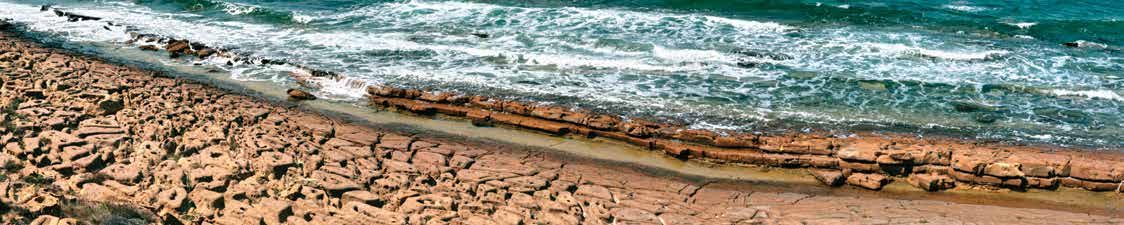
xmin=866 ymin=43 xmax=1009 ymax=61
xmin=291 ymin=13 xmax=312 ymax=24
xmin=652 ymin=46 xmax=732 ymax=63
xmin=221 ymin=2 xmax=258 ymax=15
xmin=1003 ymin=22 xmax=1037 ymax=29
xmin=943 ymin=4 xmax=989 ymax=12
xmin=1049 ymin=89 xmax=1124 ymax=102
xmin=1070 ymin=40 xmax=1109 ymax=49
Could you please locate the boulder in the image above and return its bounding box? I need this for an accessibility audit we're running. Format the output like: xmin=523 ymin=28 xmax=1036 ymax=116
xmin=1068 ymin=158 xmax=1117 ymax=182
xmin=164 ymin=40 xmax=190 ymax=53
xmin=810 ymin=169 xmax=844 ymax=186
xmin=907 ymin=173 xmax=955 ymax=191
xmin=846 ymin=173 xmax=889 ymax=190
xmin=287 ymin=89 xmax=316 ymax=100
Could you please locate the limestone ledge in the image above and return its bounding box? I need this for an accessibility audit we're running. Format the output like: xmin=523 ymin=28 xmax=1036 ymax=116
xmin=363 ymin=85 xmax=1124 ymax=192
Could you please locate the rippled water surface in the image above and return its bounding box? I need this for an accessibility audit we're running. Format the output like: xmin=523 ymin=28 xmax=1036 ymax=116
xmin=1 ymin=0 xmax=1121 ymax=147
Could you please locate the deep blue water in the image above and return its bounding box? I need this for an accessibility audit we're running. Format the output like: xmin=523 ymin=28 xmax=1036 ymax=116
xmin=2 ymin=0 xmax=1122 ymax=147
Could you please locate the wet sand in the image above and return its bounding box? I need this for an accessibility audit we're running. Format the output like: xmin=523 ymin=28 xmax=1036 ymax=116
xmin=0 ymin=30 xmax=1122 ymax=225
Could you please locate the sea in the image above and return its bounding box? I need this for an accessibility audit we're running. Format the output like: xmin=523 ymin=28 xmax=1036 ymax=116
xmin=1 ymin=0 xmax=1121 ymax=147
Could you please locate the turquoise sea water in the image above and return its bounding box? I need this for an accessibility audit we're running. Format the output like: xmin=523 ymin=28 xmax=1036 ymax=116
xmin=1 ymin=0 xmax=1121 ymax=147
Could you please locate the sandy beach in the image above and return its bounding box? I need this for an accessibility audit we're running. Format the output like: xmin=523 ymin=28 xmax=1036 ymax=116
xmin=2 ymin=24 xmax=1124 ymax=225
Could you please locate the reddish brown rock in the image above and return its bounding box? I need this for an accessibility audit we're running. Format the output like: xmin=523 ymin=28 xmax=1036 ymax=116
xmin=584 ymin=115 xmax=620 ymax=130
xmin=907 ymin=173 xmax=956 ymax=191
xmin=835 ymin=141 xmax=882 ymax=162
xmin=951 ymin=148 xmax=997 ymax=175
xmin=846 ymin=173 xmax=889 ymax=190
xmin=1006 ymin=151 xmax=1070 ymax=178
xmin=713 ymin=134 xmax=756 ymax=148
xmin=810 ymin=169 xmax=844 ymax=186
xmin=672 ymin=129 xmax=718 ymax=144
xmin=164 ymin=40 xmax=189 ymax=53
xmin=949 ymin=170 xmax=1025 ymax=188
xmin=1068 ymin=158 xmax=1117 ymax=182
xmin=982 ymin=162 xmax=1024 ymax=178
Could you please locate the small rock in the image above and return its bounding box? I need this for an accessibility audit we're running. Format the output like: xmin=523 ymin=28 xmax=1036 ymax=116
xmin=287 ymin=89 xmax=316 ymax=100
xmin=97 ymin=98 xmax=124 ymax=115
xmin=196 ymin=48 xmax=216 ymax=58
xmin=471 ymin=33 xmax=490 ymax=38
xmin=139 ymin=45 xmax=159 ymax=51
xmin=811 ymin=169 xmax=844 ymax=186
xmin=974 ymin=113 xmax=999 ymax=123
xmin=908 ymin=173 xmax=956 ymax=191
xmin=165 ymin=40 xmax=190 ymax=53
xmin=846 ymin=173 xmax=890 ymax=190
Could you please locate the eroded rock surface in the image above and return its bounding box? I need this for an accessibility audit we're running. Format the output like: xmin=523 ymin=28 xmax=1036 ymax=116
xmin=0 ymin=31 xmax=1120 ymax=225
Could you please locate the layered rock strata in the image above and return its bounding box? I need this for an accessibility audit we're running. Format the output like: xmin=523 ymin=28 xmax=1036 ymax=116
xmin=2 ymin=31 xmax=1122 ymax=224
xmin=363 ymin=85 xmax=1124 ymax=192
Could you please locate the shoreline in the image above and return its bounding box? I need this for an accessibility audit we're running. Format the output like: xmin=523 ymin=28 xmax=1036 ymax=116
xmin=1 ymin=25 xmax=1123 ymax=225
xmin=17 ymin=10 xmax=1116 ymax=194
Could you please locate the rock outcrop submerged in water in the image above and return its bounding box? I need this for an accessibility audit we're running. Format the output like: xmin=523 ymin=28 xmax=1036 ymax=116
xmin=8 ymin=31 xmax=1122 ymax=224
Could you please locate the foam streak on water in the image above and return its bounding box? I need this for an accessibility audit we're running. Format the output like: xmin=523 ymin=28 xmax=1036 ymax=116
xmin=1 ymin=0 xmax=1121 ymax=147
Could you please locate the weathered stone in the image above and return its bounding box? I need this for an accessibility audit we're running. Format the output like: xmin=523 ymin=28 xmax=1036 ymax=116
xmin=907 ymin=173 xmax=955 ymax=191
xmin=158 ymin=187 xmax=188 ymax=211
xmin=1005 ymin=152 xmax=1069 ymax=178
xmin=287 ymin=89 xmax=317 ymax=100
xmin=846 ymin=173 xmax=889 ymax=190
xmin=951 ymin=148 xmax=995 ymax=174
xmin=949 ymin=170 xmax=1025 ymax=188
xmin=1068 ymin=159 xmax=1117 ymax=182
xmin=982 ymin=162 xmax=1024 ymax=178
xmin=836 ymin=141 xmax=882 ymax=162
xmin=810 ymin=170 xmax=844 ymax=187
xmin=139 ymin=45 xmax=159 ymax=51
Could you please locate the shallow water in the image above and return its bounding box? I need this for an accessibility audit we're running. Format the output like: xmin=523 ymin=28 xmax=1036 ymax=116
xmin=1 ymin=0 xmax=1121 ymax=147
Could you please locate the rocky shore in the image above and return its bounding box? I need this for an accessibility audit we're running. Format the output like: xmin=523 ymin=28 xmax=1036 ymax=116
xmin=25 ymin=6 xmax=1124 ymax=194
xmin=364 ymin=85 xmax=1124 ymax=192
xmin=1 ymin=27 xmax=1122 ymax=225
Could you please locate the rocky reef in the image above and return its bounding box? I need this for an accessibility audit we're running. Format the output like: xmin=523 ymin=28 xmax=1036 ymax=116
xmin=0 ymin=20 xmax=1121 ymax=225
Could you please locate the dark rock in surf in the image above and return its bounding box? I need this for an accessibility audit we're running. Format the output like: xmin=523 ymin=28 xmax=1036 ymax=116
xmin=310 ymin=69 xmax=338 ymax=78
xmin=40 ymin=5 xmax=52 ymax=11
xmin=736 ymin=61 xmax=760 ymax=68
xmin=974 ymin=113 xmax=999 ymax=124
xmin=287 ymin=89 xmax=317 ymax=101
xmin=138 ymin=45 xmax=159 ymax=51
xmin=951 ymin=101 xmax=1004 ymax=113
xmin=733 ymin=49 xmax=794 ymax=61
xmin=471 ymin=33 xmax=490 ymax=38
xmin=165 ymin=40 xmax=190 ymax=53
xmin=53 ymin=9 xmax=102 ymax=22
xmin=196 ymin=48 xmax=216 ymax=58
xmin=190 ymin=42 xmax=206 ymax=51
xmin=1063 ymin=42 xmax=1080 ymax=48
